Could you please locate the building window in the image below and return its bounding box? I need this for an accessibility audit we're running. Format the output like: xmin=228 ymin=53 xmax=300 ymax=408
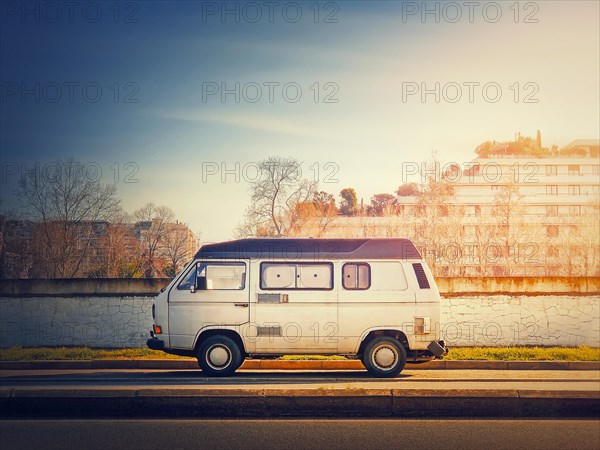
xmin=546 ymin=225 xmax=559 ymax=238
xmin=546 ymin=205 xmax=558 ymax=216
xmin=568 ymin=185 xmax=581 ymax=195
xmin=465 ymin=205 xmax=480 ymax=216
xmin=593 ymin=165 xmax=600 ymax=176
xmin=260 ymin=263 xmax=333 ymax=290
xmin=569 ymin=205 xmax=581 ymax=215
xmin=593 ymin=186 xmax=600 ymax=195
xmin=342 ymin=263 xmax=371 ymax=290
xmin=546 ymin=185 xmax=558 ymax=195
xmin=491 ymin=185 xmax=502 ymax=191
xmin=546 ymin=165 xmax=557 ymax=176
xmin=547 ymin=246 xmax=559 ymax=257
xmin=568 ymin=165 xmax=580 ymax=175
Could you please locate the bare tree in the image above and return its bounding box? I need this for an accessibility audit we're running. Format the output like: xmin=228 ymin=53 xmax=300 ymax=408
xmin=161 ymin=225 xmax=195 ymax=277
xmin=18 ymin=158 xmax=120 ymax=277
xmin=237 ymin=157 xmax=317 ymax=237
xmin=491 ymin=179 xmax=528 ymax=276
xmin=412 ymin=158 xmax=457 ymax=275
xmin=562 ymin=198 xmax=600 ymax=276
xmin=133 ymin=203 xmax=175 ymax=277
xmin=104 ymin=211 xmax=143 ymax=278
xmin=311 ymin=191 xmax=338 ymax=236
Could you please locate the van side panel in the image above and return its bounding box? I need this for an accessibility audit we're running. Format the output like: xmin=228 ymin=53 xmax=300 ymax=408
xmin=412 ymin=261 xmax=442 ymax=349
xmin=337 ymin=260 xmax=416 ymax=354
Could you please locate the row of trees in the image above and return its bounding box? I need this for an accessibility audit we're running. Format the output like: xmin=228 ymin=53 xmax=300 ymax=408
xmin=0 ymin=159 xmax=196 ymax=279
xmin=235 ymin=156 xmax=459 ymax=236
xmin=235 ymin=156 xmax=599 ymax=277
xmin=474 ymin=131 xmax=558 ymax=158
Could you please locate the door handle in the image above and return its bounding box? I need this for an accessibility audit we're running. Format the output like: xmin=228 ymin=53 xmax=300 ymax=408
xmin=234 ymin=303 xmax=249 ymax=308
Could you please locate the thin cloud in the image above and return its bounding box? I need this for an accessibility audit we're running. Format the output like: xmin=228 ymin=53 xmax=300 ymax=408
xmin=154 ymin=109 xmax=336 ymax=140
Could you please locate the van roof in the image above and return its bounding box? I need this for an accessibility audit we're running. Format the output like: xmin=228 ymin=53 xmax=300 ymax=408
xmin=194 ymin=238 xmax=421 ymax=260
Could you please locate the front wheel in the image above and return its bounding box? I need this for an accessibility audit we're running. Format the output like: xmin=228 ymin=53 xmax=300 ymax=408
xmin=197 ymin=335 xmax=242 ymax=377
xmin=362 ymin=337 xmax=407 ymax=378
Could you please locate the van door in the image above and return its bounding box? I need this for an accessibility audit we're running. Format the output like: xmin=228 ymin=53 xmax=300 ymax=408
xmin=253 ymin=261 xmax=338 ymax=353
xmin=168 ymin=260 xmax=250 ymax=350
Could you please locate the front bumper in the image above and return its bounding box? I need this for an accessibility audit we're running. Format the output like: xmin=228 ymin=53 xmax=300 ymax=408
xmin=147 ymin=336 xmax=165 ymax=351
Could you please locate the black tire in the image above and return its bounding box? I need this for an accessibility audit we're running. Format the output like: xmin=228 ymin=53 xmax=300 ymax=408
xmin=197 ymin=335 xmax=242 ymax=377
xmin=362 ymin=336 xmax=407 ymax=378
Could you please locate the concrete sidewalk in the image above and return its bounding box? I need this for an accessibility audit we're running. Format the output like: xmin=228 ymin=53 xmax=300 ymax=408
xmin=1 ymin=365 xmax=598 ymax=419
xmin=1 ymin=359 xmax=598 ymax=371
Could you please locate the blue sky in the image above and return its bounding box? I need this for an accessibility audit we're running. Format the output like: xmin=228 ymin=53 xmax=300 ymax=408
xmin=1 ymin=1 xmax=599 ymax=243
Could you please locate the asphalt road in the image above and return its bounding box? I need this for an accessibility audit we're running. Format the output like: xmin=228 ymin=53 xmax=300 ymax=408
xmin=1 ymin=368 xmax=599 ymax=392
xmin=1 ymin=419 xmax=599 ymax=450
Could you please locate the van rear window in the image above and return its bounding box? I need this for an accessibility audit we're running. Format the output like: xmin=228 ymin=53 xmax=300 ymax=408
xmin=261 ymin=263 xmax=333 ymax=290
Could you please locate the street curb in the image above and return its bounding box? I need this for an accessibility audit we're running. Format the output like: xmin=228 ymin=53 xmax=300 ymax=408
xmin=1 ymin=387 xmax=598 ymax=418
xmin=1 ymin=359 xmax=599 ymax=371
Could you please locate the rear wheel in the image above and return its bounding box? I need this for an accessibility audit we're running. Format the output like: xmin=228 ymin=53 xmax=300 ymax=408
xmin=362 ymin=336 xmax=407 ymax=378
xmin=197 ymin=335 xmax=242 ymax=377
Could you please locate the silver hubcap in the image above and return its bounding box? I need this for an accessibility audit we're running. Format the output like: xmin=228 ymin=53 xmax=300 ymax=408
xmin=372 ymin=345 xmax=398 ymax=370
xmin=206 ymin=344 xmax=231 ymax=370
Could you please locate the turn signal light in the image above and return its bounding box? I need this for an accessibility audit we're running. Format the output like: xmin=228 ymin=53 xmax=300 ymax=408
xmin=153 ymin=324 xmax=163 ymax=335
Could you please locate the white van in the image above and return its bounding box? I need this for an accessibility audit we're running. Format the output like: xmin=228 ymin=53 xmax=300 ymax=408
xmin=147 ymin=238 xmax=446 ymax=377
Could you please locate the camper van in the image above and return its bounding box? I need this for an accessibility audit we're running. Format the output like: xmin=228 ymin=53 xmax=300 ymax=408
xmin=147 ymin=238 xmax=446 ymax=378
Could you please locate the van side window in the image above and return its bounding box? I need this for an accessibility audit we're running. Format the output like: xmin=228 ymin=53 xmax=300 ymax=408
xmin=177 ymin=263 xmax=246 ymax=290
xmin=261 ymin=263 xmax=333 ymax=290
xmin=342 ymin=263 xmax=371 ymax=290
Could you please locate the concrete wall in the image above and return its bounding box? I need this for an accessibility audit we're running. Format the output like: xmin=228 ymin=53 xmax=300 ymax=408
xmin=441 ymin=295 xmax=599 ymax=347
xmin=0 ymin=278 xmax=598 ymax=348
xmin=0 ymin=296 xmax=152 ymax=348
xmin=3 ymin=277 xmax=599 ymax=297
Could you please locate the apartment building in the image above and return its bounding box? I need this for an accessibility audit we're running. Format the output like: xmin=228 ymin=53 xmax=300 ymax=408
xmin=317 ymin=139 xmax=600 ymax=277
xmin=443 ymin=139 xmax=599 ymax=275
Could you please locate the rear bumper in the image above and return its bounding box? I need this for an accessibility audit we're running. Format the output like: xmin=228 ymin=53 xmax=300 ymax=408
xmin=427 ymin=340 xmax=448 ymax=358
xmin=147 ymin=337 xmax=165 ymax=351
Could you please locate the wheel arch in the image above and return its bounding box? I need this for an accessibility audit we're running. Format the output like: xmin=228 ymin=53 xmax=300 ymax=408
xmin=357 ymin=329 xmax=410 ymax=357
xmin=194 ymin=328 xmax=247 ymax=357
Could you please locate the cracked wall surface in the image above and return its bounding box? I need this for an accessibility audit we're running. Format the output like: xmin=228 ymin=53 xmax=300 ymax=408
xmin=0 ymin=297 xmax=153 ymax=348
xmin=441 ymin=295 xmax=600 ymax=347
xmin=0 ymin=295 xmax=598 ymax=347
